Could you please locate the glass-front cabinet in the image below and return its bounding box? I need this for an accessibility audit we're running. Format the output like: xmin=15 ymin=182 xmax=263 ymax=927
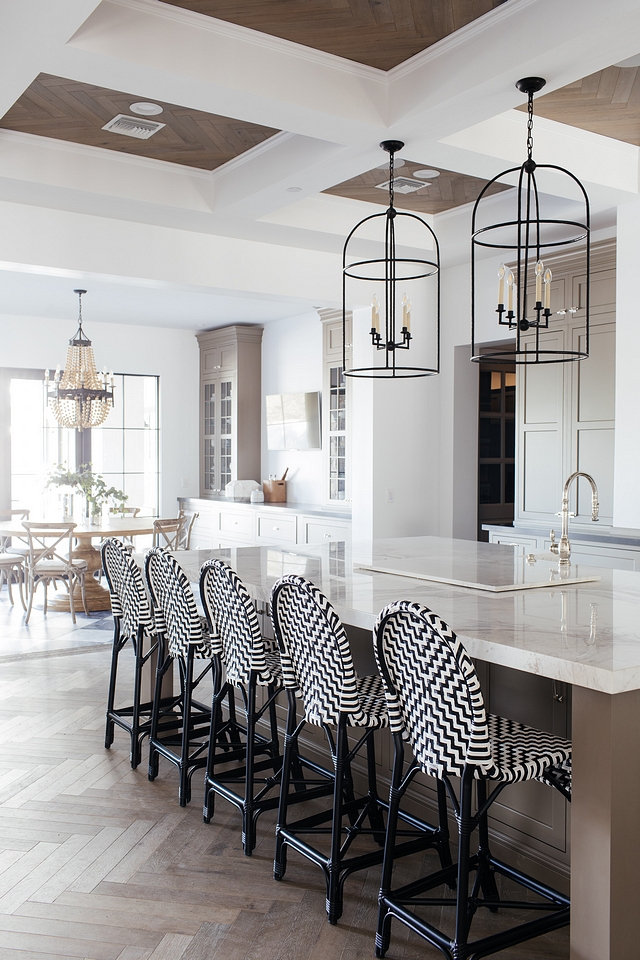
xmin=197 ymin=325 xmax=262 ymax=498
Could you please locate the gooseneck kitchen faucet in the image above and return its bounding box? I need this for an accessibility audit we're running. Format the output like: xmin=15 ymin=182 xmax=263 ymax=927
xmin=549 ymin=471 xmax=599 ymax=565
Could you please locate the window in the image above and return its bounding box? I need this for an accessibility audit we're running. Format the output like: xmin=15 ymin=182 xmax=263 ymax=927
xmin=0 ymin=369 xmax=159 ymax=517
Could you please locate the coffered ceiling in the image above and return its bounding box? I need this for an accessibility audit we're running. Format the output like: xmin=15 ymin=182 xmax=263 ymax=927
xmin=158 ymin=0 xmax=508 ymax=70
xmin=324 ymin=159 xmax=509 ymax=213
xmin=0 ymin=73 xmax=280 ymax=170
xmin=519 ymin=66 xmax=640 ymax=147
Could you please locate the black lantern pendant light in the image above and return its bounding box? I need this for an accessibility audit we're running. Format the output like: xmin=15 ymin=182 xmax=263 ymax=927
xmin=471 ymin=77 xmax=590 ymax=364
xmin=342 ymin=140 xmax=440 ymax=378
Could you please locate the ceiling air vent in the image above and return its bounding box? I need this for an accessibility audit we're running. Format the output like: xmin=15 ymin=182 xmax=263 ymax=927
xmin=375 ymin=176 xmax=429 ymax=195
xmin=102 ymin=114 xmax=166 ymax=140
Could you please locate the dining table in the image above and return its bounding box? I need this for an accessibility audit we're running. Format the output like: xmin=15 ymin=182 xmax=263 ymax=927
xmin=0 ymin=517 xmax=157 ymax=612
xmin=171 ymin=535 xmax=640 ymax=960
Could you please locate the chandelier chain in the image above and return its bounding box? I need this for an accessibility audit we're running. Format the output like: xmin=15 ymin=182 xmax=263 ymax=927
xmin=527 ymin=92 xmax=534 ymax=160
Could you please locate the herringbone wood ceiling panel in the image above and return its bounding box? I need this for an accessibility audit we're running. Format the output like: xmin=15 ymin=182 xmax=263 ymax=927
xmin=159 ymin=0 xmax=508 ymax=70
xmin=518 ymin=66 xmax=640 ymax=146
xmin=0 ymin=74 xmax=280 ymax=170
xmin=324 ymin=158 xmax=509 ymax=213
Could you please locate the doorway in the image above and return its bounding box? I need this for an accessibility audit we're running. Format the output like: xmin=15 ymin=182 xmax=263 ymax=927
xmin=477 ymin=364 xmax=515 ymax=540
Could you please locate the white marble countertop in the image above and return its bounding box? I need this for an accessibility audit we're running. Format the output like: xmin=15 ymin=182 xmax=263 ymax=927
xmin=177 ymin=496 xmax=351 ymax=521
xmin=171 ymin=536 xmax=640 ymax=696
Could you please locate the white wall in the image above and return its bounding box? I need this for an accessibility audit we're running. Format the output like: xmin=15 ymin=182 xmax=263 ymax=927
xmin=614 ymin=200 xmax=640 ymax=529
xmin=261 ymin=311 xmax=324 ymax=505
xmin=0 ymin=313 xmax=199 ymax=515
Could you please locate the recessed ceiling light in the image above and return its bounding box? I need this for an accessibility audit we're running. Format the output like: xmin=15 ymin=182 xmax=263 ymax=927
xmin=286 ymin=186 xmax=302 ymax=193
xmin=614 ymin=54 xmax=640 ymax=68
xmin=413 ymin=169 xmax=440 ymax=180
xmin=129 ymin=102 xmax=163 ymax=116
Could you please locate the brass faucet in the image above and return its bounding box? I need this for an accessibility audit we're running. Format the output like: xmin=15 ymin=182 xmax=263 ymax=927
xmin=549 ymin=471 xmax=599 ymax=565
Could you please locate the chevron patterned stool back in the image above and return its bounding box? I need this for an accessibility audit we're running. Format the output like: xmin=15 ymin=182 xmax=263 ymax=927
xmin=101 ymin=537 xmax=158 ymax=768
xmin=373 ymin=599 xmax=571 ymax=960
xmin=143 ymin=547 xmax=214 ymax=806
xmin=374 ymin=599 xmax=491 ymax=778
xmin=271 ymin=573 xmax=381 ymax=728
xmin=200 ymin=557 xmax=277 ymax=685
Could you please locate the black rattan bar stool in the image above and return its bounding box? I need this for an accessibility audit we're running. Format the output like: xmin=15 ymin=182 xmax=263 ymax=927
xmin=144 ymin=548 xmax=216 ymax=806
xmin=101 ymin=538 xmax=158 ymax=767
xmin=200 ymin=558 xmax=320 ymax=855
xmin=270 ymin=574 xmax=451 ymax=925
xmin=373 ymin=600 xmax=572 ymax=960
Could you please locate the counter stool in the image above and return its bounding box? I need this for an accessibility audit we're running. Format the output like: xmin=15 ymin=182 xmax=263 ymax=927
xmin=540 ymin=758 xmax=572 ymax=801
xmin=373 ymin=600 xmax=572 ymax=960
xmin=0 ymin=552 xmax=26 ymax=609
xmin=101 ymin=538 xmax=159 ymax=768
xmin=144 ymin=548 xmax=216 ymax=806
xmin=200 ymin=558 xmax=311 ymax=855
xmin=270 ymin=574 xmax=450 ymax=925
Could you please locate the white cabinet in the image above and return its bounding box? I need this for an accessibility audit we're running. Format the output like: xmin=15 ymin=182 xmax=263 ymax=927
xmin=302 ymin=517 xmax=351 ymax=544
xmin=256 ymin=515 xmax=298 ymax=544
xmin=179 ymin=498 xmax=351 ymax=549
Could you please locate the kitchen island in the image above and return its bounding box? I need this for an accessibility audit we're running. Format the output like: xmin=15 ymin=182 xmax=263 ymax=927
xmin=177 ymin=536 xmax=639 ymax=960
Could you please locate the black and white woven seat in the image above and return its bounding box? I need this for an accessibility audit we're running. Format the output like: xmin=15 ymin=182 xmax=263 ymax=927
xmin=144 ymin=548 xmax=216 ymax=806
xmin=270 ymin=575 xmax=450 ymax=925
xmin=101 ymin=538 xmax=159 ymax=768
xmin=540 ymin=757 xmax=572 ymax=801
xmin=373 ymin=600 xmax=572 ymax=960
xmin=199 ymin=558 xmax=290 ymax=855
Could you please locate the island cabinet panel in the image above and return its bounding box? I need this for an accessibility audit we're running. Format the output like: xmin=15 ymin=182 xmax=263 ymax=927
xmin=516 ymin=240 xmax=616 ymax=529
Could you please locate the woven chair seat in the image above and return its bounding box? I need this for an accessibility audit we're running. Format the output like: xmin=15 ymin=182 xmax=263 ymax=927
xmin=482 ymin=715 xmax=571 ymax=784
xmin=33 ymin=558 xmax=88 ymax=574
xmin=354 ymin=674 xmax=389 ymax=728
xmin=0 ymin=552 xmax=24 ymax=565
xmin=539 ymin=757 xmax=572 ymax=799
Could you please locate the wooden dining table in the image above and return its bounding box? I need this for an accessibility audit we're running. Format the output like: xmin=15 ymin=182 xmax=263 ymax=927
xmin=0 ymin=517 xmax=157 ymax=612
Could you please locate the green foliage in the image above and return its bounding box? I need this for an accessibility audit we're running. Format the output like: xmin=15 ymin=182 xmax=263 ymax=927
xmin=46 ymin=463 xmax=128 ymax=513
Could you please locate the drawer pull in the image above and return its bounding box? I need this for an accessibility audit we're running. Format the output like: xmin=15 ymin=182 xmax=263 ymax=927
xmin=324 ymin=533 xmax=331 ymax=538
xmin=273 ymin=526 xmax=279 ymax=531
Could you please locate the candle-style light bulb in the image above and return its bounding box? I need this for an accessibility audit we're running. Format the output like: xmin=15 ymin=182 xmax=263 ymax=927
xmin=498 ymin=263 xmax=506 ymax=306
xmin=506 ymin=271 xmax=515 ymax=312
xmin=402 ymin=293 xmax=408 ymax=330
xmin=371 ymin=294 xmax=380 ymax=333
xmin=405 ymin=299 xmax=411 ymax=333
xmin=44 ymin=369 xmax=49 ymax=384
xmin=54 ymin=365 xmax=61 ymax=383
xmin=535 ymin=260 xmax=544 ymax=304
xmin=544 ymin=267 xmax=552 ymax=309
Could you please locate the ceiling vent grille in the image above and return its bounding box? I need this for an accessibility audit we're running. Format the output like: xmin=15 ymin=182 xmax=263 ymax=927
xmin=375 ymin=176 xmax=429 ymax=195
xmin=102 ymin=114 xmax=166 ymax=140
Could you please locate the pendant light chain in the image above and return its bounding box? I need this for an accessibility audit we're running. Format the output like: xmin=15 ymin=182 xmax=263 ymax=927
xmin=526 ymin=91 xmax=535 ymax=162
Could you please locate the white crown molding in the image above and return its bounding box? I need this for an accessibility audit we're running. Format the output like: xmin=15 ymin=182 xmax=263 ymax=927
xmin=0 ymin=127 xmax=296 ymax=183
xmin=208 ymin=131 xmax=297 ymax=183
xmin=387 ymin=0 xmax=540 ymax=82
xmin=101 ymin=0 xmax=387 ymax=83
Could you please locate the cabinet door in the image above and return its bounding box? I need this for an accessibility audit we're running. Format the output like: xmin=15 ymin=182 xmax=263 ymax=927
xmin=200 ymin=376 xmax=235 ymax=495
xmin=202 ymin=381 xmax=217 ymax=494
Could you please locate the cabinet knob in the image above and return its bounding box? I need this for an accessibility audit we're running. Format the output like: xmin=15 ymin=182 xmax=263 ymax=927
xmin=324 ymin=533 xmax=331 ymax=538
xmin=273 ymin=526 xmax=279 ymax=531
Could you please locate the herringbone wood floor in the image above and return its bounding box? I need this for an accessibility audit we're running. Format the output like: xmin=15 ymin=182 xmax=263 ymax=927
xmin=0 ymin=597 xmax=569 ymax=959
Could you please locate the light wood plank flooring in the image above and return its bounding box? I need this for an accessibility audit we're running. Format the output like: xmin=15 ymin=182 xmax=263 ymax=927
xmin=0 ymin=595 xmax=569 ymax=959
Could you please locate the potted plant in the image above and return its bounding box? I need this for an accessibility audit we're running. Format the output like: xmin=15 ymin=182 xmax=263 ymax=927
xmin=46 ymin=463 xmax=128 ymax=523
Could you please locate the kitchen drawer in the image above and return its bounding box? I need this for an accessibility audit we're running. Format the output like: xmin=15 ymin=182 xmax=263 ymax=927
xmin=489 ymin=533 xmax=537 ymax=550
xmin=303 ymin=518 xmax=351 ymax=544
xmin=257 ymin=515 xmax=297 ymax=544
xmin=219 ymin=510 xmax=253 ymax=540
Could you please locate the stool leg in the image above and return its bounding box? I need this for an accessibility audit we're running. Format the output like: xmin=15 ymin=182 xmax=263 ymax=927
xmin=148 ymin=639 xmax=168 ymax=782
xmin=375 ymin=732 xmax=405 ymax=958
xmin=243 ymin=673 xmax=258 ymax=856
xmin=105 ymin=620 xmax=122 ymax=749
xmin=130 ymin=628 xmax=145 ymax=768
xmin=477 ymin=779 xmax=500 ymax=910
xmin=326 ymin=716 xmax=348 ymax=924
xmin=454 ymin=769 xmax=474 ymax=955
xmin=366 ymin=730 xmax=386 ymax=843
xmin=179 ymin=650 xmax=194 ymax=806
xmin=274 ymin=689 xmax=298 ymax=881
xmin=203 ymin=660 xmax=225 ymax=824
xmin=436 ymin=777 xmax=454 ymax=877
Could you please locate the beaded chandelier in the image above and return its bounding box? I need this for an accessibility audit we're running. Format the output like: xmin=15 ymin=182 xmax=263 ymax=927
xmin=45 ymin=289 xmax=115 ymax=429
